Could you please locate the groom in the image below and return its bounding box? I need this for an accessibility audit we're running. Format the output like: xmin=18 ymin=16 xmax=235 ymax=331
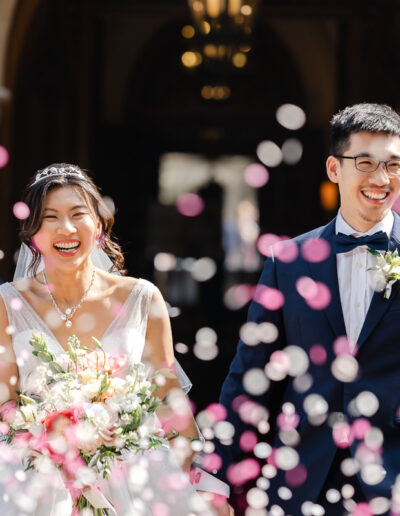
xmin=216 ymin=103 xmax=400 ymax=515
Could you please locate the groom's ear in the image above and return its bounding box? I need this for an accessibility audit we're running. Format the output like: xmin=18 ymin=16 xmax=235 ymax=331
xmin=326 ymin=155 xmax=340 ymax=184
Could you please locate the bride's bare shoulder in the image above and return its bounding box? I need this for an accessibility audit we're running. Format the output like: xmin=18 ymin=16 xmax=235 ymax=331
xmin=10 ymin=277 xmax=36 ymax=290
xmin=96 ymin=270 xmax=140 ymax=296
xmin=10 ymin=277 xmax=43 ymax=299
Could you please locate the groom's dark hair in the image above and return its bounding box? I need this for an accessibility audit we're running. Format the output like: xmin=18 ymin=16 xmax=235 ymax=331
xmin=330 ymin=103 xmax=400 ymax=156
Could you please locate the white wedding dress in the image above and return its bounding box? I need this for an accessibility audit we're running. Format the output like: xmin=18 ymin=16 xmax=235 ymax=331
xmin=0 ymin=279 xmax=215 ymax=516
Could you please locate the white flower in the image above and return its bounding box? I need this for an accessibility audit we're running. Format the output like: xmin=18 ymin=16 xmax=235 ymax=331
xmin=81 ymin=380 xmax=101 ymax=399
xmin=110 ymin=377 xmax=127 ymax=394
xmin=69 ymin=388 xmax=86 ymax=405
xmin=104 ymin=394 xmax=122 ymax=415
xmin=139 ymin=414 xmax=161 ymax=437
xmin=28 ymin=421 xmax=44 ymax=435
xmin=368 ymin=248 xmax=400 ymax=299
xmin=79 ymin=370 xmax=98 ymax=385
xmin=127 ymin=430 xmax=139 ymax=441
xmin=13 ymin=409 xmax=26 ymax=428
xmin=83 ymin=402 xmax=111 ymax=429
xmin=57 ymin=354 xmax=70 ymax=371
xmin=120 ymin=393 xmax=139 ymax=412
xmin=76 ymin=466 xmax=97 ymax=486
xmin=120 ymin=413 xmax=131 ymax=423
xmin=20 ymin=404 xmax=38 ymax=422
xmin=75 ymin=421 xmax=101 ymax=452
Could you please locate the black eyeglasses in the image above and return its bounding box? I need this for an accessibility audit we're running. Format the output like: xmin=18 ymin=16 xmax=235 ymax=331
xmin=334 ymin=155 xmax=400 ymax=177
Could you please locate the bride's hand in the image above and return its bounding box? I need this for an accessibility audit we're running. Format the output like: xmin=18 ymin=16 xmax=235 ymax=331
xmin=213 ymin=502 xmax=234 ymax=516
xmin=197 ymin=492 xmax=234 ymax=516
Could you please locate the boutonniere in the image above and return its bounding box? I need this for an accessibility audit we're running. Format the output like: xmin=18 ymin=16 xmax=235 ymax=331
xmin=368 ymin=248 xmax=400 ymax=299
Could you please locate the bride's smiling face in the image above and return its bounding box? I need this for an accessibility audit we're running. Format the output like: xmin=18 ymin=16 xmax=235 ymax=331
xmin=32 ymin=186 xmax=101 ymax=271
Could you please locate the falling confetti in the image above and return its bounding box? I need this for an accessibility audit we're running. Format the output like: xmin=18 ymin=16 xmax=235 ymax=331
xmin=191 ymin=257 xmax=217 ymax=282
xmin=256 ymin=141 xmax=282 ymax=168
xmin=276 ymin=104 xmax=306 ymax=130
xmin=244 ymin=163 xmax=269 ymax=188
xmin=282 ymin=138 xmax=303 ymax=165
xmin=0 ymin=145 xmax=9 ymax=168
xmin=301 ymin=238 xmax=331 ymax=263
xmin=13 ymin=202 xmax=30 ymax=220
xmin=257 ymin=233 xmax=281 ymax=257
xmin=176 ymin=193 xmax=204 ymax=217
xmin=254 ymin=285 xmax=285 ymax=311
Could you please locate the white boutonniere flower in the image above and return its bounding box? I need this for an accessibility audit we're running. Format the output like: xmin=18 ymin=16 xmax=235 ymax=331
xmin=368 ymin=248 xmax=400 ymax=299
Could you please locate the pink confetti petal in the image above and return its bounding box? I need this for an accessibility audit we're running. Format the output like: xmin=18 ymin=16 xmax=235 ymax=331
xmin=244 ymin=163 xmax=269 ymax=188
xmin=332 ymin=422 xmax=354 ymax=448
xmin=236 ymin=399 xmax=266 ymax=425
xmin=305 ymin=281 xmax=331 ymax=310
xmin=296 ymin=276 xmax=318 ymax=299
xmin=239 ymin=431 xmax=258 ymax=452
xmin=309 ymin=344 xmax=327 ymax=365
xmin=10 ymin=297 xmax=23 ymax=311
xmin=270 ymin=350 xmax=290 ymax=373
xmin=352 ymin=418 xmax=371 ymax=440
xmin=254 ymin=285 xmax=285 ymax=310
xmin=13 ymin=202 xmax=30 ymax=220
xmin=202 ymin=453 xmax=222 ymax=472
xmin=257 ymin=233 xmax=280 ymax=257
xmin=226 ymin=458 xmax=260 ymax=486
xmin=352 ymin=503 xmax=373 ymax=516
xmin=176 ymin=193 xmax=204 ymax=217
xmin=301 ymin=238 xmax=330 ymax=263
xmin=277 ymin=412 xmax=300 ymax=430
xmin=0 ymin=145 xmax=9 ymax=168
xmin=205 ymin=403 xmax=227 ymax=423
xmin=334 ymin=336 xmax=352 ymax=356
xmin=285 ymin=463 xmax=307 ymax=487
xmin=273 ymin=239 xmax=299 ymax=263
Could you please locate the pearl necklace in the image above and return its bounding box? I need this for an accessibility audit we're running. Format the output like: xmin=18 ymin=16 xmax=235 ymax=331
xmin=43 ymin=269 xmax=96 ymax=328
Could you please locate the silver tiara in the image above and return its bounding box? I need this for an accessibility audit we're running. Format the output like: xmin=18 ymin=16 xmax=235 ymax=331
xmin=32 ymin=165 xmax=85 ymax=186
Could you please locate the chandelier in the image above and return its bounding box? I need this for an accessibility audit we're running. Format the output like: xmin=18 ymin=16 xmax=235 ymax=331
xmin=186 ymin=0 xmax=260 ymax=71
xmin=188 ymin=0 xmax=260 ymax=35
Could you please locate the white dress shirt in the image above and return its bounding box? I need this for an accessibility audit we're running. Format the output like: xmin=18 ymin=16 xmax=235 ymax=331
xmin=335 ymin=210 xmax=394 ymax=351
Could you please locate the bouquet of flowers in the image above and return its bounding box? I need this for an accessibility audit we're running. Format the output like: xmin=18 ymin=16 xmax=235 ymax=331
xmin=0 ymin=333 xmax=172 ymax=515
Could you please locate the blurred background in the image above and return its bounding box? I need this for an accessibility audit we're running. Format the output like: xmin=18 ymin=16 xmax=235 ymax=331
xmin=0 ymin=0 xmax=399 ymax=412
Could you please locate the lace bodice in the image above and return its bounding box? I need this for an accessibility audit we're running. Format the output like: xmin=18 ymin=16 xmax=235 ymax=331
xmin=0 ymin=279 xmax=155 ymax=389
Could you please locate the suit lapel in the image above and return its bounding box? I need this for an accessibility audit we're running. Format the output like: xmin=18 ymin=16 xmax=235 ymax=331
xmin=308 ymin=219 xmax=347 ymax=338
xmin=356 ymin=212 xmax=400 ymax=351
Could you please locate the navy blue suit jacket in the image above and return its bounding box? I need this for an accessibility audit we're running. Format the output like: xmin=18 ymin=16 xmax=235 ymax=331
xmin=218 ymin=213 xmax=400 ymax=513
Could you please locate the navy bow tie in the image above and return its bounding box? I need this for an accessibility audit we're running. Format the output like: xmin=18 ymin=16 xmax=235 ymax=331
xmin=332 ymin=231 xmax=389 ymax=254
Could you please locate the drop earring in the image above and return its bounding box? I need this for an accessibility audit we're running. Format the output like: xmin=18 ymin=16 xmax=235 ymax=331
xmin=97 ymin=232 xmax=104 ymax=250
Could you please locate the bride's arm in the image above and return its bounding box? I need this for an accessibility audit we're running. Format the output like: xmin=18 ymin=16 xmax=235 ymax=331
xmin=145 ymin=287 xmax=199 ymax=472
xmin=0 ymin=297 xmax=20 ymax=402
xmin=146 ymin=288 xmax=234 ymax=515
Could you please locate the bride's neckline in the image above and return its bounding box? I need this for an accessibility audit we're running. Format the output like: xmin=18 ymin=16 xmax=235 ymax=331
xmin=7 ymin=279 xmax=144 ymax=353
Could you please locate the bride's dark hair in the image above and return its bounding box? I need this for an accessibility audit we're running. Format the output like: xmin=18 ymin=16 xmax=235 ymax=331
xmin=19 ymin=163 xmax=126 ymax=277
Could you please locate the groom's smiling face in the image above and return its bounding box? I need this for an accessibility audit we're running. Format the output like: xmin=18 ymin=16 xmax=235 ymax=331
xmin=326 ymin=131 xmax=400 ymax=232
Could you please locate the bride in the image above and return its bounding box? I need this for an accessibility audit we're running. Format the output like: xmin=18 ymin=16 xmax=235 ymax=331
xmin=0 ymin=164 xmax=232 ymax=515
